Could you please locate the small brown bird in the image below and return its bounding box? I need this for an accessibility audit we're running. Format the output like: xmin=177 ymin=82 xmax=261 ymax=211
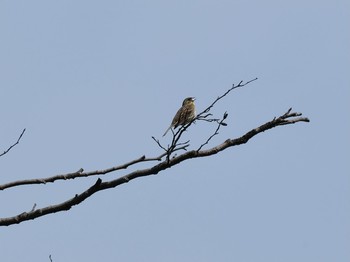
xmin=163 ymin=97 xmax=196 ymax=137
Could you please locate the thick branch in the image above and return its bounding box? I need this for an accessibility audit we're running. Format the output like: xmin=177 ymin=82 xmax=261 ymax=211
xmin=0 ymin=108 xmax=309 ymax=226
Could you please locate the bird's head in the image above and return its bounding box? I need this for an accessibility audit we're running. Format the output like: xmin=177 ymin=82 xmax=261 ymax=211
xmin=182 ymin=97 xmax=195 ymax=106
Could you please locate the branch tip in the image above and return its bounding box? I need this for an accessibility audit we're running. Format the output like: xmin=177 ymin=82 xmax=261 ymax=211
xmin=0 ymin=128 xmax=26 ymax=157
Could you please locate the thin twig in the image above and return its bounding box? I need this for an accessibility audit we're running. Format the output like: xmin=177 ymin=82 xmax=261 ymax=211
xmin=0 ymin=128 xmax=26 ymax=157
xmin=30 ymin=203 xmax=37 ymax=212
xmin=197 ymin=112 xmax=228 ymax=151
xmin=152 ymin=136 xmax=167 ymax=151
xmin=196 ymin=78 xmax=258 ymax=119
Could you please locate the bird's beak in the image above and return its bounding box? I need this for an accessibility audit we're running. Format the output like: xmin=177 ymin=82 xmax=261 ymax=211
xmin=192 ymin=97 xmax=196 ymax=101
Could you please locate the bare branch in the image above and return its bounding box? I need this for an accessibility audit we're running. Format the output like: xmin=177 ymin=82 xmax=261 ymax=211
xmin=151 ymin=136 xmax=167 ymax=152
xmin=0 ymin=79 xmax=310 ymax=226
xmin=0 ymin=128 xmax=26 ymax=157
xmin=0 ymin=155 xmax=163 ymax=191
xmin=0 ymin=108 xmax=309 ymax=226
xmin=153 ymin=78 xmax=258 ymax=159
xmin=197 ymin=112 xmax=228 ymax=151
xmin=196 ymin=78 xmax=258 ymax=119
xmin=30 ymin=203 xmax=37 ymax=212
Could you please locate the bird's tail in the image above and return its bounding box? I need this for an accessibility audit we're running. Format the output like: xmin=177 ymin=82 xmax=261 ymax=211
xmin=163 ymin=126 xmax=172 ymax=137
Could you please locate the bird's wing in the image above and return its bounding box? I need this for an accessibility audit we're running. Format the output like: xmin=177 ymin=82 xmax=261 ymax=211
xmin=171 ymin=106 xmax=184 ymax=128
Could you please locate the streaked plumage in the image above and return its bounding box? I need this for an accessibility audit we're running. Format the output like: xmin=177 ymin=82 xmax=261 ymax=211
xmin=163 ymin=97 xmax=196 ymax=137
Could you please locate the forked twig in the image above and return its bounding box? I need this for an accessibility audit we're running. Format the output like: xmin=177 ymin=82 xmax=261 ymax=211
xmin=153 ymin=78 xmax=258 ymax=156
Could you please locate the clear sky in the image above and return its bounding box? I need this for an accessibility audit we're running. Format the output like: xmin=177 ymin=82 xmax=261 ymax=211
xmin=1 ymin=1 xmax=349 ymax=261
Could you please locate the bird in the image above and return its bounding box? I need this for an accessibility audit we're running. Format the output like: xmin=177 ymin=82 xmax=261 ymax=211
xmin=163 ymin=97 xmax=196 ymax=137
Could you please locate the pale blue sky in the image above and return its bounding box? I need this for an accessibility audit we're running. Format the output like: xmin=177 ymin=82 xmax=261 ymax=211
xmin=1 ymin=1 xmax=349 ymax=261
